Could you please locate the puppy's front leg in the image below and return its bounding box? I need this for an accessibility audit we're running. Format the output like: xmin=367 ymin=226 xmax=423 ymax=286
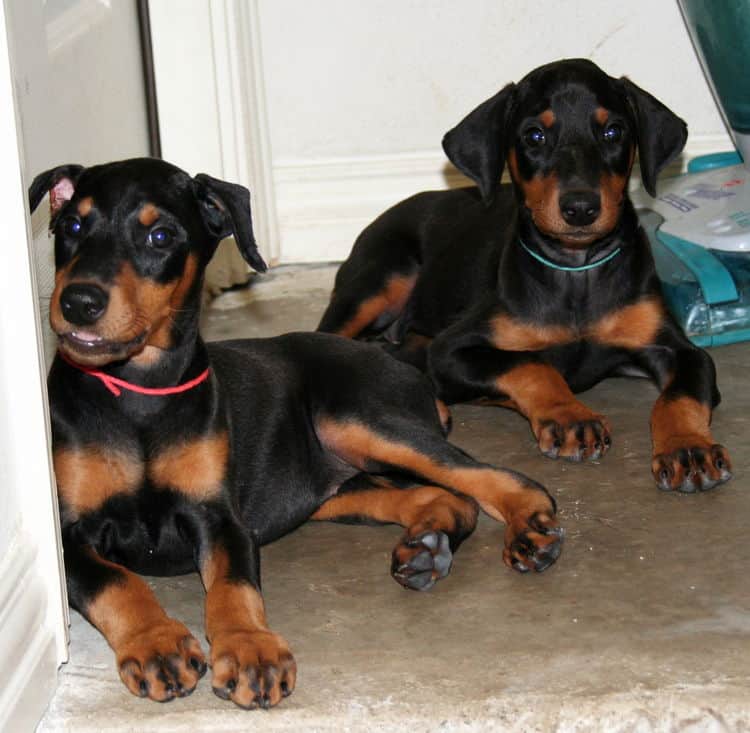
xmin=199 ymin=516 xmax=296 ymax=709
xmin=64 ymin=538 xmax=207 ymax=701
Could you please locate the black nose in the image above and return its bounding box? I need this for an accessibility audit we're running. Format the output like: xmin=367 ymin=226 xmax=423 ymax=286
xmin=59 ymin=284 xmax=109 ymax=326
xmin=559 ymin=190 xmax=601 ymax=226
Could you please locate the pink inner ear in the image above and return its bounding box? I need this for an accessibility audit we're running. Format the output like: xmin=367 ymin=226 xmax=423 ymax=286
xmin=50 ymin=177 xmax=75 ymax=216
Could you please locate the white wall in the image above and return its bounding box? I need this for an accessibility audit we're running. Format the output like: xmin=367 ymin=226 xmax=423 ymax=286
xmin=256 ymin=0 xmax=731 ymax=262
xmin=151 ymin=1 xmax=734 ymax=264
xmin=0 ymin=3 xmax=70 ymax=726
xmin=259 ymin=0 xmax=726 ymax=159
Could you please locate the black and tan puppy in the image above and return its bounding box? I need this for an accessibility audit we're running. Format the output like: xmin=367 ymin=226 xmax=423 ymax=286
xmin=319 ymin=58 xmax=732 ymax=493
xmin=30 ymin=158 xmax=563 ymax=709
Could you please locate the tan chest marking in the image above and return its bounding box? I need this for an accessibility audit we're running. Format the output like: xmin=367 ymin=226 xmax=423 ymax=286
xmin=148 ymin=432 xmax=229 ymax=500
xmin=53 ymin=447 xmax=143 ymax=517
xmin=491 ymin=314 xmax=574 ymax=351
xmin=490 ymin=298 xmax=663 ymax=353
xmin=587 ymin=297 xmax=663 ymax=349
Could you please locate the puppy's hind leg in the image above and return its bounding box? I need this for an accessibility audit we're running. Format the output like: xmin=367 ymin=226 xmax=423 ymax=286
xmin=312 ymin=473 xmax=478 ymax=590
xmin=316 ymin=417 xmax=564 ymax=574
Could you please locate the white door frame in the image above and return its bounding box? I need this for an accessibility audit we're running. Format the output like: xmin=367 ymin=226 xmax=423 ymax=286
xmin=149 ymin=0 xmax=280 ymax=266
xmin=0 ymin=3 xmax=68 ymax=728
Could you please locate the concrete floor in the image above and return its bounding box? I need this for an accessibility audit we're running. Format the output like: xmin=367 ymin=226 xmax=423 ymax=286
xmin=40 ymin=265 xmax=750 ymax=732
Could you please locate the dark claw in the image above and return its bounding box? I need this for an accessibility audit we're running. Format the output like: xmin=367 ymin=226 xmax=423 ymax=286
xmin=190 ymin=656 xmax=207 ymax=676
xmin=512 ymin=557 xmax=531 ymax=573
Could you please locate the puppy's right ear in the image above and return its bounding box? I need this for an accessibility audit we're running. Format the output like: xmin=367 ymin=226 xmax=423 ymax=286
xmin=442 ymin=83 xmax=516 ymax=205
xmin=29 ymin=164 xmax=85 ymax=223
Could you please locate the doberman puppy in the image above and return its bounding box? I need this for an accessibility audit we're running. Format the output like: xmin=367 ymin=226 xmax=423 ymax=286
xmin=318 ymin=59 xmax=732 ymax=494
xmin=30 ymin=158 xmax=564 ymax=709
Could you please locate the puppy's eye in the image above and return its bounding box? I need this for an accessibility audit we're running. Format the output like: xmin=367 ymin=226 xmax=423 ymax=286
xmin=603 ymin=123 xmax=623 ymax=143
xmin=523 ymin=127 xmax=547 ymax=147
xmin=148 ymin=227 xmax=174 ymax=247
xmin=61 ymin=216 xmax=82 ymax=237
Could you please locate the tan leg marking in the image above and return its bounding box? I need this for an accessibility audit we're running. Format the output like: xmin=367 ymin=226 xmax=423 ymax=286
xmin=314 ymin=483 xmax=478 ymax=589
xmin=496 ymin=363 xmax=611 ymax=461
xmin=86 ymin=552 xmax=206 ymax=701
xmin=651 ymin=396 xmax=712 ymax=456
xmin=317 ymin=419 xmax=563 ymax=572
xmin=650 ymin=395 xmax=731 ymax=491
xmin=317 ymin=418 xmax=544 ymax=524
xmin=312 ymin=484 xmax=477 ymax=536
xmin=335 ymin=274 xmax=417 ymax=338
xmin=202 ymin=546 xmax=296 ymax=709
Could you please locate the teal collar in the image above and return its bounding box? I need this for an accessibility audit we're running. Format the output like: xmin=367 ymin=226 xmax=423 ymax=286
xmin=519 ymin=239 xmax=622 ymax=272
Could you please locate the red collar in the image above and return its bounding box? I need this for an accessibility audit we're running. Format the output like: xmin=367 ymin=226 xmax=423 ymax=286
xmin=59 ymin=351 xmax=210 ymax=397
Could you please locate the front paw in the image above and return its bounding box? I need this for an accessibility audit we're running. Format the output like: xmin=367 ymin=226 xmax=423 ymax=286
xmin=210 ymin=630 xmax=296 ymax=709
xmin=652 ymin=442 xmax=732 ymax=492
xmin=503 ymin=509 xmax=564 ymax=573
xmin=535 ymin=409 xmax=611 ymax=462
xmin=116 ymin=620 xmax=207 ymax=701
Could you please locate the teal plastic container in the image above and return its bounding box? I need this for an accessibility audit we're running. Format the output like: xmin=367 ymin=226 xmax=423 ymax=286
xmin=641 ymin=208 xmax=750 ymax=347
xmin=680 ymin=0 xmax=750 ymax=134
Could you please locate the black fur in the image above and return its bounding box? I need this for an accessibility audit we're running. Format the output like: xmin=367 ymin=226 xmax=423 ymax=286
xmin=319 ymin=59 xmax=730 ymax=493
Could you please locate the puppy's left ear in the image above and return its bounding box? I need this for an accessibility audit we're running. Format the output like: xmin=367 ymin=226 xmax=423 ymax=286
xmin=442 ymin=83 xmax=516 ymax=205
xmin=620 ymin=77 xmax=687 ymax=198
xmin=193 ymin=173 xmax=268 ymax=272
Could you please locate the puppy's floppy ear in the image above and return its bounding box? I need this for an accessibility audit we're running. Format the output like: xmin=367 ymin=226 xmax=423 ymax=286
xmin=193 ymin=173 xmax=267 ymax=273
xmin=29 ymin=164 xmax=85 ymax=223
xmin=442 ymin=83 xmax=516 ymax=205
xmin=619 ymin=77 xmax=687 ymax=198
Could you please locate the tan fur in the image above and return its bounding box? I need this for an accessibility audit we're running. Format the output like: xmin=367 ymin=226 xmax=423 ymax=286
xmin=202 ymin=546 xmax=268 ymax=635
xmin=588 ymin=297 xmax=663 ymax=349
xmin=491 ymin=314 xmax=574 ymax=351
xmin=53 ymin=446 xmax=143 ymax=517
xmin=540 ymin=109 xmax=556 ymax=127
xmin=336 ymin=274 xmax=417 ymax=338
xmin=148 ymin=433 xmax=229 ymax=500
xmin=316 ymin=417 xmax=544 ymax=524
xmin=77 ymin=197 xmax=93 ymax=217
xmin=651 ymin=395 xmax=713 ymax=455
xmin=138 ymin=203 xmax=159 ymax=227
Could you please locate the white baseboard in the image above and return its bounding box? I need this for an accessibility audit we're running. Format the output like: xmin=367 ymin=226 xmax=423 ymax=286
xmin=273 ymin=133 xmax=734 ymax=264
xmin=0 ymin=533 xmax=60 ymax=731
